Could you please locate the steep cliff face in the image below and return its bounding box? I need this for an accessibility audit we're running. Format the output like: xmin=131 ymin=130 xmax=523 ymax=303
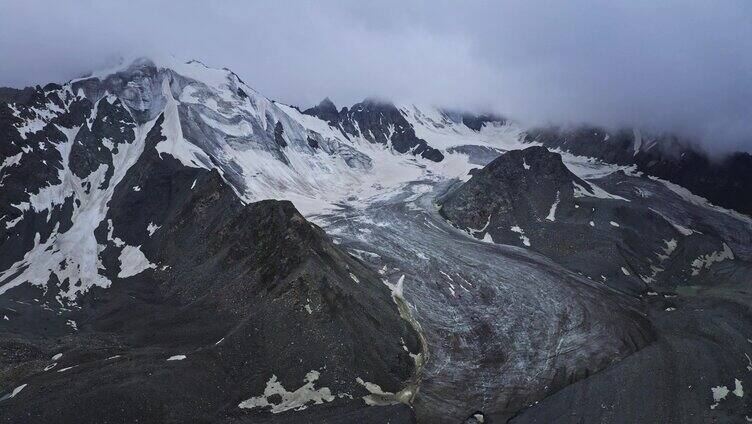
xmin=526 ymin=126 xmax=752 ymax=216
xmin=304 ymin=98 xmax=444 ymax=162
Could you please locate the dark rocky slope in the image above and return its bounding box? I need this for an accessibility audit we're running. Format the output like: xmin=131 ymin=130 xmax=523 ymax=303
xmin=0 ymin=117 xmax=421 ymax=423
xmin=440 ymin=146 xmax=747 ymax=294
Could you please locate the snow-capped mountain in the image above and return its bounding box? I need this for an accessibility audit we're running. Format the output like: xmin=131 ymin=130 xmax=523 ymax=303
xmin=0 ymin=56 xmax=531 ymax=303
xmin=1 ymin=57 xmax=751 ymax=423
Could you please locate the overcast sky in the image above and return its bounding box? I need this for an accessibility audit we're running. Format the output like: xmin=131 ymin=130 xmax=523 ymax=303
xmin=1 ymin=0 xmax=750 ymax=153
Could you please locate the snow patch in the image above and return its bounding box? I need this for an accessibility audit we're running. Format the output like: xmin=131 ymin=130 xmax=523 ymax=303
xmin=167 ymin=355 xmax=186 ymax=361
xmin=57 ymin=365 xmax=77 ymax=373
xmin=573 ymin=181 xmax=629 ymax=202
xmin=356 ymin=377 xmax=397 ymax=406
xmin=510 ymin=226 xmax=531 ymax=247
xmin=118 ymin=245 xmax=157 ymax=278
xmin=238 ymin=371 xmax=335 ymax=413
xmin=545 ymin=191 xmax=560 ymax=221
xmin=710 ymin=384 xmax=731 ymax=409
xmin=0 ymin=384 xmax=27 ymax=402
xmin=466 ymin=215 xmax=491 ymax=237
xmin=733 ymin=379 xmax=744 ymax=398
xmin=691 ymin=243 xmax=734 ymax=276
xmin=147 ymin=222 xmax=160 ymax=236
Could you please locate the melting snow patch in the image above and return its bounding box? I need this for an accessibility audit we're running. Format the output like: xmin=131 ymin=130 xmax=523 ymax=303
xmin=356 ymin=377 xmax=397 ymax=406
xmin=691 ymin=243 xmax=734 ymax=276
xmin=0 ymin=152 xmax=23 ymax=173
xmin=707 ymin=380 xmax=742 ymax=410
xmin=658 ymin=239 xmax=678 ymax=261
xmin=466 ymin=215 xmax=491 ymax=237
xmin=573 ymin=181 xmax=629 ymax=201
xmin=238 ymin=371 xmax=335 ymax=413
xmin=133 ymin=186 xmax=141 ymax=192
xmin=401 ymin=338 xmax=423 ymax=365
xmin=734 ymin=379 xmax=744 ymax=398
xmin=57 ymin=365 xmax=77 ymax=372
xmin=167 ymin=355 xmax=186 ymax=361
xmin=510 ymin=226 xmax=531 ymax=247
xmin=545 ymin=192 xmax=560 ymax=222
xmin=0 ymin=384 xmax=27 ymax=402
xmin=118 ymin=245 xmax=157 ymax=278
xmin=147 ymin=222 xmax=160 ymax=236
xmin=711 ymin=385 xmax=730 ymax=409
xmin=4 ymin=214 xmax=23 ymax=229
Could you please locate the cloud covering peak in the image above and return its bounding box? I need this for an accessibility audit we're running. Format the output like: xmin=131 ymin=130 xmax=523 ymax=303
xmin=1 ymin=0 xmax=750 ymax=153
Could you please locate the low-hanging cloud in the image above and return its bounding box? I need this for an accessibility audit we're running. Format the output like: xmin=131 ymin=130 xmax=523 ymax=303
xmin=1 ymin=0 xmax=750 ymax=153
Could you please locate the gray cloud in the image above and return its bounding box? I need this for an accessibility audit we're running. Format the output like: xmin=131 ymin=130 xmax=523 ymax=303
xmin=1 ymin=0 xmax=750 ymax=153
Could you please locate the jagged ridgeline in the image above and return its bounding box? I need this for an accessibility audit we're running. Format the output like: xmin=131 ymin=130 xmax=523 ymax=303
xmin=1 ymin=57 xmax=751 ymax=423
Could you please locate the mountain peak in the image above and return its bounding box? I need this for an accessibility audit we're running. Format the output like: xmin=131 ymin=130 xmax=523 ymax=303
xmin=318 ymin=97 xmax=337 ymax=112
xmin=303 ymin=97 xmax=340 ymax=123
